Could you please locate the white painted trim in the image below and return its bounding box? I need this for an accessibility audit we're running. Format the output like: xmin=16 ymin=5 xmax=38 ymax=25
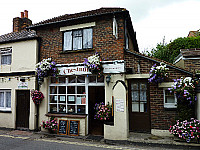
xmin=183 ymin=57 xmax=200 ymax=60
xmin=158 ymin=82 xmax=174 ymax=88
xmin=174 ymin=55 xmax=183 ymax=64
xmin=125 ymin=74 xmax=150 ymax=79
xmin=60 ymin=22 xmax=96 ymax=31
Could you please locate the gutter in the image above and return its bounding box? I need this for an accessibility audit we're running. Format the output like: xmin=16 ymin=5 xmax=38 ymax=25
xmin=126 ymin=51 xmax=193 ymax=75
xmin=0 ymin=37 xmax=39 ymax=44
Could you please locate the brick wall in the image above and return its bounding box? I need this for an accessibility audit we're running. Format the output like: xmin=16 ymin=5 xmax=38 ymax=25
xmin=36 ymin=15 xmax=125 ymax=63
xmin=125 ymin=52 xmax=191 ymax=130
xmin=184 ymin=59 xmax=200 ymax=74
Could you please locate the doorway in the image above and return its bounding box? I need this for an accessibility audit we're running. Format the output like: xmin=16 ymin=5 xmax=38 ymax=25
xmin=128 ymin=79 xmax=150 ymax=132
xmin=88 ymin=86 xmax=105 ymax=135
xmin=16 ymin=90 xmax=30 ymax=129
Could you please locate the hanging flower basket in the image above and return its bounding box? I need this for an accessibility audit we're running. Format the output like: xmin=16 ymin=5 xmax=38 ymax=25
xmin=94 ymin=102 xmax=112 ymax=121
xmin=35 ymin=58 xmax=59 ymax=85
xmin=148 ymin=62 xmax=169 ymax=84
xmin=31 ymin=90 xmax=44 ymax=105
xmin=83 ymin=53 xmax=103 ymax=76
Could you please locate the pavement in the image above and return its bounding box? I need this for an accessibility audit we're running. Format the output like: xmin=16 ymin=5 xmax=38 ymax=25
xmin=0 ymin=128 xmax=199 ymax=149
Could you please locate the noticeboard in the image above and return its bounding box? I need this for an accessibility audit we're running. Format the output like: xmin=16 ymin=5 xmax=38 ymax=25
xmin=69 ymin=120 xmax=80 ymax=136
xmin=58 ymin=120 xmax=68 ymax=135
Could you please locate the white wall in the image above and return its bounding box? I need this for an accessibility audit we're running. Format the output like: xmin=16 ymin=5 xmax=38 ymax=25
xmin=0 ymin=39 xmax=38 ymax=130
xmin=104 ymin=74 xmax=128 ymax=140
xmin=0 ymin=40 xmax=38 ymax=73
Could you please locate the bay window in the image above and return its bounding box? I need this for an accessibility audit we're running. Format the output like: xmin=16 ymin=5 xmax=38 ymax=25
xmin=63 ymin=28 xmax=92 ymax=51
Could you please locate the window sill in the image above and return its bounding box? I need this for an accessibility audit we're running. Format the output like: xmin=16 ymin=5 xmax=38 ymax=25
xmin=46 ymin=113 xmax=87 ymax=118
xmin=60 ymin=48 xmax=94 ymax=54
xmin=0 ymin=110 xmax=12 ymax=113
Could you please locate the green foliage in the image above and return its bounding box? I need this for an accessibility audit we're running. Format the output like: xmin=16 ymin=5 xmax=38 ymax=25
xmin=144 ymin=36 xmax=200 ymax=63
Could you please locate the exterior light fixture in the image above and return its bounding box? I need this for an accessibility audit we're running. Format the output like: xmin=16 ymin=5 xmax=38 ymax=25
xmin=106 ymin=75 xmax=111 ymax=85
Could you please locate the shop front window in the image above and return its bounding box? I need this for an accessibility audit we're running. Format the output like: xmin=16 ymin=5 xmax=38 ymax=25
xmin=49 ymin=76 xmax=87 ymax=114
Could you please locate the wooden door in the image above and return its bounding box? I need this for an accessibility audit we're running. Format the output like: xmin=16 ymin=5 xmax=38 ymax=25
xmin=88 ymin=86 xmax=105 ymax=135
xmin=16 ymin=90 xmax=30 ymax=129
xmin=128 ymin=79 xmax=150 ymax=132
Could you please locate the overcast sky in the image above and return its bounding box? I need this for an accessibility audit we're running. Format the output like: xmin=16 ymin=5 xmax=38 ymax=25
xmin=1 ymin=0 xmax=200 ymax=52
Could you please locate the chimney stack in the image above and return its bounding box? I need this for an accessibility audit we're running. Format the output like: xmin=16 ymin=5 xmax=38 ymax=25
xmin=13 ymin=10 xmax=32 ymax=32
xmin=24 ymin=10 xmax=28 ymax=18
xmin=21 ymin=12 xmax=24 ymax=18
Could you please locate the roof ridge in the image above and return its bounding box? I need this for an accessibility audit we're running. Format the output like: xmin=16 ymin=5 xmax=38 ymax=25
xmin=29 ymin=7 xmax=126 ymax=28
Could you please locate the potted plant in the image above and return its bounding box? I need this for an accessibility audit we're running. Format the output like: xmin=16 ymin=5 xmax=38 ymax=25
xmin=169 ymin=118 xmax=200 ymax=143
xmin=41 ymin=117 xmax=58 ymax=134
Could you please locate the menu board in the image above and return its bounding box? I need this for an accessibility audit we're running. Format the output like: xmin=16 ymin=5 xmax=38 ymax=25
xmin=69 ymin=120 xmax=80 ymax=136
xmin=58 ymin=120 xmax=68 ymax=135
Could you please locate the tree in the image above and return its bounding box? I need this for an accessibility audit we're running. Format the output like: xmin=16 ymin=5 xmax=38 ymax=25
xmin=143 ymin=36 xmax=200 ymax=63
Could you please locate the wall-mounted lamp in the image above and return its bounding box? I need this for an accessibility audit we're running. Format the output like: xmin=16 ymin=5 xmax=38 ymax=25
xmin=106 ymin=75 xmax=111 ymax=86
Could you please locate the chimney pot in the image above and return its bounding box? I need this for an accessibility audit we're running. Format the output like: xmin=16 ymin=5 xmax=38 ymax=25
xmin=21 ymin=12 xmax=24 ymax=18
xmin=24 ymin=10 xmax=28 ymax=18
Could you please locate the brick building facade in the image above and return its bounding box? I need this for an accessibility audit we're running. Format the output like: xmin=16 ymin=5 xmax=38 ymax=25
xmin=0 ymin=8 xmax=195 ymax=140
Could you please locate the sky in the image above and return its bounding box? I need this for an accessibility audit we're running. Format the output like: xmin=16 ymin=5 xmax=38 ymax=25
xmin=0 ymin=0 xmax=200 ymax=52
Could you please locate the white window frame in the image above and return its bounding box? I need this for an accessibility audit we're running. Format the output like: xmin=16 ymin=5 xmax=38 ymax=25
xmin=163 ymin=88 xmax=177 ymax=108
xmin=63 ymin=28 xmax=93 ymax=51
xmin=48 ymin=75 xmax=104 ymax=114
xmin=0 ymin=47 xmax=12 ymax=65
xmin=0 ymin=89 xmax=11 ymax=111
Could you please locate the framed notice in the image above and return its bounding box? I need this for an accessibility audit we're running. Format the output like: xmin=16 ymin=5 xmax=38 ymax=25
xmin=68 ymin=96 xmax=75 ymax=102
xmin=69 ymin=120 xmax=80 ymax=136
xmin=60 ymin=96 xmax=66 ymax=102
xmin=58 ymin=120 xmax=68 ymax=135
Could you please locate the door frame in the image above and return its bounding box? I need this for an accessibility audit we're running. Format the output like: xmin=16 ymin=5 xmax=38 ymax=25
xmin=128 ymin=79 xmax=151 ymax=132
xmin=16 ymin=90 xmax=30 ymax=129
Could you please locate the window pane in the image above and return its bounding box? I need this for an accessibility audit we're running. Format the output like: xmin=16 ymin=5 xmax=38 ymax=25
xmin=68 ymin=76 xmax=76 ymax=83
xmin=51 ymin=77 xmax=58 ymax=83
xmin=50 ymin=104 xmax=57 ymax=113
xmin=0 ymin=92 xmax=4 ymax=107
xmin=67 ymin=86 xmax=75 ymax=94
xmin=140 ymin=102 xmax=147 ymax=112
xmin=59 ymin=104 xmax=66 ymax=113
xmin=83 ymin=28 xmax=92 ymax=49
xmin=58 ymin=86 xmax=66 ymax=94
xmin=166 ymin=96 xmax=175 ymax=103
xmin=77 ymin=105 xmax=85 ymax=114
xmin=97 ymin=75 xmax=104 ymax=83
xmin=50 ymin=86 xmax=57 ymax=94
xmin=77 ymin=86 xmax=85 ymax=94
xmin=131 ymin=91 xmax=139 ymax=101
xmin=59 ymin=77 xmax=66 ymax=83
xmin=50 ymin=95 xmax=57 ymax=103
xmin=63 ymin=31 xmax=72 ymax=50
xmin=132 ymin=102 xmax=139 ymax=112
xmin=140 ymin=83 xmax=147 ymax=90
xmin=1 ymin=55 xmax=7 ymax=64
xmin=59 ymin=95 xmax=66 ymax=103
xmin=89 ymin=76 xmax=96 ymax=83
xmin=68 ymin=105 xmax=75 ymax=113
xmin=73 ymin=30 xmax=82 ymax=50
xmin=77 ymin=76 xmax=85 ymax=83
xmin=6 ymin=92 xmax=11 ymax=108
xmin=140 ymin=91 xmax=147 ymax=101
xmin=131 ymin=83 xmax=138 ymax=90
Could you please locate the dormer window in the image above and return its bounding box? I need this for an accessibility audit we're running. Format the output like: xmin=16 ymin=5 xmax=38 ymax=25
xmin=63 ymin=28 xmax=93 ymax=51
